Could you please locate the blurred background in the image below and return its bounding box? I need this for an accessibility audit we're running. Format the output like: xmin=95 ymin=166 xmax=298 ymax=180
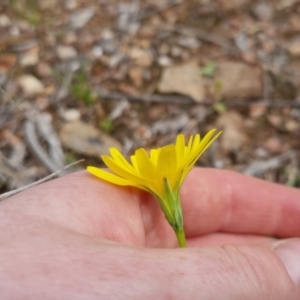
xmin=0 ymin=0 xmax=300 ymax=194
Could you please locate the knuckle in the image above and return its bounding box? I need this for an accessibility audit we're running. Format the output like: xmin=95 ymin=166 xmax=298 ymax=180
xmin=221 ymin=244 xmax=296 ymax=300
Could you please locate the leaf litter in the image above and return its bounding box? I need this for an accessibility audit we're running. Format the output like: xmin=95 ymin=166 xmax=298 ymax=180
xmin=0 ymin=0 xmax=300 ymax=196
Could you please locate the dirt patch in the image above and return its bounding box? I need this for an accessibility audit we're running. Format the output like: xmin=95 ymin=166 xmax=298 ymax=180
xmin=0 ymin=0 xmax=299 ymax=193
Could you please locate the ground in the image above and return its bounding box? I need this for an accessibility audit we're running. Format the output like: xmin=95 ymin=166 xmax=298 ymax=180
xmin=0 ymin=0 xmax=300 ymax=194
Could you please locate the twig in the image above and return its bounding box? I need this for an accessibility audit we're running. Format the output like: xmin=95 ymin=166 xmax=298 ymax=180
xmin=49 ymin=72 xmax=74 ymax=105
xmin=24 ymin=120 xmax=62 ymax=173
xmin=2 ymin=129 xmax=26 ymax=168
xmin=263 ymin=69 xmax=272 ymax=100
xmin=0 ymin=72 xmax=73 ymax=130
xmin=90 ymin=62 xmax=122 ymax=86
xmin=0 ymin=88 xmax=24 ymax=130
xmin=138 ymin=0 xmax=182 ymax=21
xmin=97 ymin=89 xmax=194 ymax=104
xmin=243 ymin=151 xmax=295 ymax=176
xmin=0 ymin=160 xmax=84 ymax=201
xmin=286 ymin=154 xmax=300 ymax=187
xmin=163 ymin=25 xmax=236 ymax=52
xmin=224 ymin=99 xmax=300 ymax=108
xmin=97 ymin=89 xmax=300 ymax=108
xmin=36 ymin=113 xmax=65 ymax=169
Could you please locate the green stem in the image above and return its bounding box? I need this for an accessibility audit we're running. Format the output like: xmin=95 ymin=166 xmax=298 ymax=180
xmin=175 ymin=228 xmax=186 ymax=248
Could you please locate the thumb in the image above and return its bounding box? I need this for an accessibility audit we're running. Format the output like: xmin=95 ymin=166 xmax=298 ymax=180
xmin=157 ymin=238 xmax=300 ymax=300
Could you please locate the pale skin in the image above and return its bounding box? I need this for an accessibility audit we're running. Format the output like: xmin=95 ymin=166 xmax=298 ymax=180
xmin=0 ymin=168 xmax=300 ymax=299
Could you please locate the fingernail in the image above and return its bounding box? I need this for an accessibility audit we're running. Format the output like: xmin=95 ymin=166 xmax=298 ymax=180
xmin=273 ymin=238 xmax=300 ymax=286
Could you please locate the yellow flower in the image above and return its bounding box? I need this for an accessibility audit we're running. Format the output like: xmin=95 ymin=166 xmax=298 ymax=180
xmin=87 ymin=129 xmax=221 ymax=247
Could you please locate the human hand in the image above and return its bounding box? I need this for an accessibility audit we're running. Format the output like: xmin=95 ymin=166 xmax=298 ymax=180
xmin=0 ymin=168 xmax=299 ymax=299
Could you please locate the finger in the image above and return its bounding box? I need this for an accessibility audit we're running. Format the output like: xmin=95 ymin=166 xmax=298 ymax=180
xmin=1 ymin=215 xmax=299 ymax=300
xmin=0 ymin=171 xmax=147 ymax=247
xmin=188 ymin=232 xmax=275 ymax=247
xmin=158 ymin=239 xmax=300 ymax=299
xmin=181 ymin=168 xmax=300 ymax=238
xmin=162 ymin=238 xmax=300 ymax=299
xmin=2 ymin=171 xmax=185 ymax=248
xmin=4 ymin=169 xmax=300 ymax=248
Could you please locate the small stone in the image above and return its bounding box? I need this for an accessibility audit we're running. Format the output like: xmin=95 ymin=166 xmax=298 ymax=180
xmin=129 ymin=48 xmax=153 ymax=68
xmin=177 ymin=36 xmax=201 ymax=49
xmin=157 ymin=55 xmax=172 ymax=67
xmin=288 ymin=41 xmax=300 ymax=57
xmin=56 ymin=45 xmax=77 ymax=60
xmin=152 ymin=114 xmax=188 ymax=135
xmin=249 ymin=104 xmax=267 ymax=118
xmin=62 ymin=109 xmax=81 ymax=122
xmin=158 ymin=62 xmax=205 ymax=102
xmin=59 ymin=121 xmax=122 ymax=158
xmin=100 ymin=38 xmax=118 ymax=55
xmin=38 ymin=0 xmax=59 ymax=10
xmin=19 ymin=46 xmax=39 ymax=66
xmin=158 ymin=43 xmax=170 ymax=55
xmin=262 ymin=41 xmax=276 ymax=53
xmin=138 ymin=25 xmax=156 ymax=38
xmin=0 ymin=75 xmax=6 ymax=86
xmin=92 ymin=45 xmax=103 ymax=58
xmin=263 ymin=137 xmax=283 ymax=153
xmin=214 ymin=61 xmax=263 ymax=99
xmin=101 ymin=29 xmax=114 ymax=40
xmin=234 ymin=31 xmax=251 ymax=52
xmin=17 ymin=75 xmax=45 ymax=96
xmin=267 ymin=114 xmax=283 ymax=128
xmin=252 ymin=1 xmax=273 ymax=21
xmin=0 ymin=54 xmax=17 ymax=75
xmin=67 ymin=59 xmax=81 ymax=72
xmin=255 ymin=147 xmax=268 ymax=158
xmin=217 ymin=111 xmax=248 ymax=152
xmin=69 ymin=7 xmax=95 ymax=29
xmin=10 ymin=39 xmax=38 ymax=52
xmin=276 ymin=0 xmax=296 ymax=10
xmin=285 ymin=120 xmax=299 ymax=132
xmin=170 ymin=46 xmax=182 ymax=57
xmin=108 ymin=53 xmax=125 ymax=68
xmin=64 ymin=0 xmax=78 ymax=10
xmin=289 ymin=15 xmax=300 ymax=31
xmin=117 ymin=3 xmax=140 ymax=34
xmin=219 ymin=0 xmax=249 ymax=11
xmin=128 ymin=66 xmax=143 ymax=88
xmin=62 ymin=32 xmax=77 ymax=44
xmin=0 ymin=14 xmax=11 ymax=27
xmin=35 ymin=62 xmax=52 ymax=78
xmin=10 ymin=26 xmax=20 ymax=36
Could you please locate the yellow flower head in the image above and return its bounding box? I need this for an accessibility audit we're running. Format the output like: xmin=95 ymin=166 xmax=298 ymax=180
xmin=87 ymin=129 xmax=221 ymax=247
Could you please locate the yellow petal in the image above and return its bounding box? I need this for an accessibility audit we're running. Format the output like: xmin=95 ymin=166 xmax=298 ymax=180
xmin=102 ymin=155 xmax=145 ymax=184
xmin=89 ymin=130 xmax=221 ymax=204
xmin=198 ymin=130 xmax=222 ymax=155
xmin=130 ymin=155 xmax=140 ymax=173
xmin=177 ymin=130 xmax=221 ymax=186
xmin=87 ymin=166 xmax=142 ymax=188
xmin=187 ymin=135 xmax=194 ymax=152
xmin=198 ymin=129 xmax=216 ymax=151
xmin=186 ymin=129 xmax=217 ymax=166
xmin=157 ymin=145 xmax=177 ymax=185
xmin=175 ymin=134 xmax=186 ymax=164
xmin=150 ymin=148 xmax=161 ymax=165
xmin=135 ymin=148 xmax=157 ymax=179
xmin=110 ymin=148 xmax=138 ymax=175
xmin=130 ymin=151 xmax=161 ymax=194
xmin=190 ymin=134 xmax=200 ymax=154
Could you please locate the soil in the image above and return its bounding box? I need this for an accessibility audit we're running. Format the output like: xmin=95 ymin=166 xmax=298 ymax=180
xmin=0 ymin=0 xmax=300 ymax=194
